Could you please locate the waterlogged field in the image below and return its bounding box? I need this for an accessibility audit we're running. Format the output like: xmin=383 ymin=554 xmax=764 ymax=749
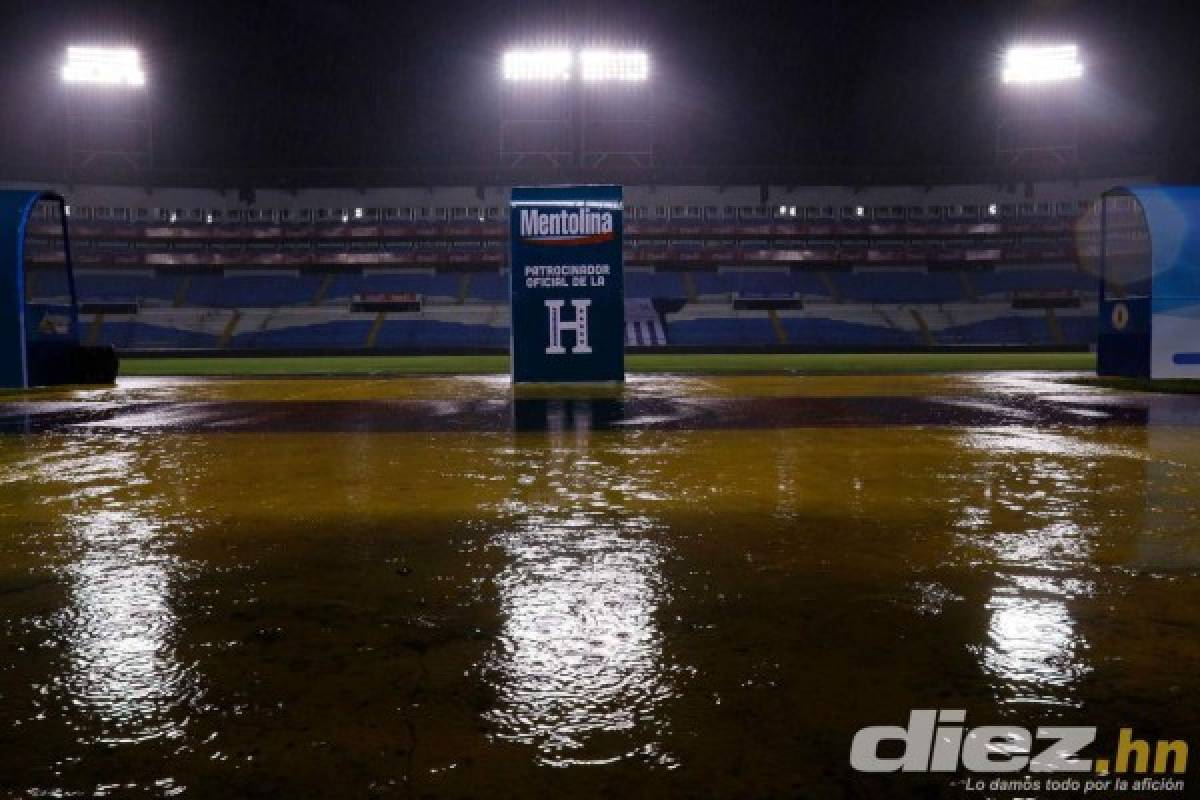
xmin=117 ymin=351 xmax=1097 ymax=377
xmin=0 ymin=373 xmax=1197 ymax=798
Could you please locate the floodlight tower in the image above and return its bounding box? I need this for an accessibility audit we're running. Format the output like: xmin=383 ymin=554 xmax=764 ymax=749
xmin=996 ymin=43 xmax=1084 ymax=168
xmin=500 ymin=49 xmax=575 ymax=167
xmin=578 ymin=49 xmax=653 ymax=169
xmin=60 ymin=46 xmax=153 ymax=172
xmin=499 ymin=47 xmax=653 ymax=170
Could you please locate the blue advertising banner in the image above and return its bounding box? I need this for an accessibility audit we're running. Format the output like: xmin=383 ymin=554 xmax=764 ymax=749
xmin=510 ymin=185 xmax=624 ymax=383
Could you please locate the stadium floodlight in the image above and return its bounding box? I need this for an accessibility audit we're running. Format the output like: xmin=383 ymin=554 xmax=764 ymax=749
xmin=579 ymin=49 xmax=648 ymax=82
xmin=503 ymin=49 xmax=572 ymax=82
xmin=1001 ymin=44 xmax=1082 ymax=85
xmin=61 ymin=46 xmax=146 ymax=87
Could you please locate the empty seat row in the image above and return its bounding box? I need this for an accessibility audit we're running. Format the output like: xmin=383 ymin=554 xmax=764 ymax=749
xmin=34 ymin=267 xmax=1101 ymax=307
xmin=82 ymin=309 xmax=1096 ymax=350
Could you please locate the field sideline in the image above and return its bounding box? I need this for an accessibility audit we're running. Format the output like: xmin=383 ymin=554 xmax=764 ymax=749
xmin=118 ymin=351 xmax=1096 ymax=377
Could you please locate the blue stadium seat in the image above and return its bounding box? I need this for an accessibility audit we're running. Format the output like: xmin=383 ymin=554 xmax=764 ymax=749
xmin=939 ymin=315 xmax=1054 ymax=345
xmin=26 ymin=266 xmax=76 ymax=300
xmin=834 ymin=271 xmax=961 ymax=303
xmin=466 ymin=272 xmax=507 ymax=302
xmin=374 ymin=319 xmax=507 ymax=348
xmin=688 ymin=270 xmax=829 ymax=299
xmin=626 ymin=271 xmax=685 ymax=298
xmin=233 ymin=320 xmax=373 ymax=348
xmin=974 ymin=269 xmax=1098 ymax=295
xmin=95 ymin=319 xmax=220 ymax=349
xmin=778 ymin=316 xmax=921 ymax=346
xmin=326 ymin=273 xmax=460 ymax=300
xmin=187 ymin=274 xmax=322 ymax=307
xmin=667 ymin=317 xmax=776 ymax=346
xmin=1054 ymin=315 xmax=1098 ymax=344
xmin=74 ymin=272 xmax=181 ymax=303
xmin=690 ymin=272 xmax=737 ymax=295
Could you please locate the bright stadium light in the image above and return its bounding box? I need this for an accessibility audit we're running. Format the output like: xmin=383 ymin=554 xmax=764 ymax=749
xmin=1002 ymin=44 xmax=1083 ymax=85
xmin=503 ymin=49 xmax=572 ymax=82
xmin=580 ymin=49 xmax=648 ymax=82
xmin=61 ymin=46 xmax=146 ymax=87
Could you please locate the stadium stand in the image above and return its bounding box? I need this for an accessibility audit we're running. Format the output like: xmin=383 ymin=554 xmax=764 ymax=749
xmin=11 ymin=179 xmax=1123 ymax=351
xmin=626 ymin=299 xmax=667 ymax=346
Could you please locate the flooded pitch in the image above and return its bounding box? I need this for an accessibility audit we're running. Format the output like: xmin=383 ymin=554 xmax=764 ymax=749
xmin=0 ymin=373 xmax=1198 ymax=798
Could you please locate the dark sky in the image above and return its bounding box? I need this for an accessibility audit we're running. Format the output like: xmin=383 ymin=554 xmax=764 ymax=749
xmin=1 ymin=0 xmax=1198 ymax=181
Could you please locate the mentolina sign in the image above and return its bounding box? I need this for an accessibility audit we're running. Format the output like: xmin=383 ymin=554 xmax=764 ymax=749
xmin=509 ymin=185 xmax=624 ymax=383
xmin=516 ymin=204 xmax=617 ymax=245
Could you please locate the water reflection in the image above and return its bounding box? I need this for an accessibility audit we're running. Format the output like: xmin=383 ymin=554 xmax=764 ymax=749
xmin=41 ymin=439 xmax=195 ymax=748
xmin=513 ymin=397 xmax=626 ymax=434
xmin=957 ymin=429 xmax=1098 ymax=709
xmin=485 ymin=515 xmax=671 ymax=765
xmin=982 ymin=591 xmax=1087 ymax=707
xmin=482 ymin=409 xmax=676 ymax=767
xmin=58 ymin=509 xmax=191 ymax=744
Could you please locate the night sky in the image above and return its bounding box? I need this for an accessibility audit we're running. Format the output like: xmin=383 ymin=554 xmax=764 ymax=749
xmin=1 ymin=0 xmax=1198 ymax=182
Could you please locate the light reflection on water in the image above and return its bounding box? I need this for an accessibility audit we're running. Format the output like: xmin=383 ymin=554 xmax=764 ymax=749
xmin=27 ymin=437 xmax=197 ymax=751
xmin=481 ymin=413 xmax=677 ymax=767
xmin=957 ymin=428 xmax=1098 ymax=709
xmin=981 ymin=592 xmax=1088 ymax=707
xmin=57 ymin=508 xmax=192 ymax=745
xmin=483 ymin=514 xmax=672 ymax=766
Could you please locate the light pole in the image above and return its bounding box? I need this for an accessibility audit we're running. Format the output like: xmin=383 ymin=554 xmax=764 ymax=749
xmin=996 ymin=43 xmax=1084 ymax=168
xmin=500 ymin=47 xmax=652 ymax=170
xmin=60 ymin=45 xmax=153 ymax=172
xmin=500 ymin=49 xmax=574 ymax=168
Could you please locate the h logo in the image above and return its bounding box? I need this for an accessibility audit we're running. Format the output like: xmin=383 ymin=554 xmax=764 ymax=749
xmin=545 ymin=298 xmax=592 ymax=354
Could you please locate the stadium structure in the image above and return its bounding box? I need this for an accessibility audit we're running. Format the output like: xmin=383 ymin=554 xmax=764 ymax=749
xmin=9 ymin=177 xmax=1131 ymax=354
